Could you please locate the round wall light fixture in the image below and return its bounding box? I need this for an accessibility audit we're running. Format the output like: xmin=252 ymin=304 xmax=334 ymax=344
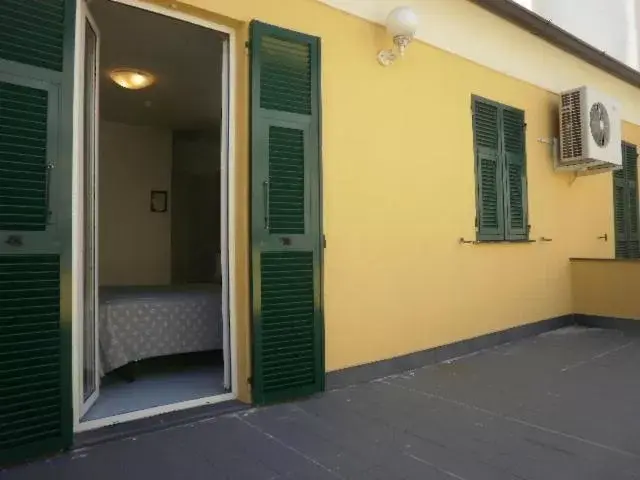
xmin=377 ymin=6 xmax=420 ymax=66
xmin=109 ymin=68 xmax=156 ymax=90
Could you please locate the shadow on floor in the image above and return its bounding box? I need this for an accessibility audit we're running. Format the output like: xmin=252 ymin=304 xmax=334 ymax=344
xmin=4 ymin=326 xmax=640 ymax=479
xmin=82 ymin=351 xmax=226 ymax=421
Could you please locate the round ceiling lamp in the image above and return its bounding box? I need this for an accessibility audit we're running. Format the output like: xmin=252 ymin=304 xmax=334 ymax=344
xmin=109 ymin=68 xmax=155 ymax=90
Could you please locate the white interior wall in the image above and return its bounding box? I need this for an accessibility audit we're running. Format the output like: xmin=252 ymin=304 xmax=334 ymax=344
xmin=171 ymin=129 xmax=221 ymax=284
xmin=99 ymin=120 xmax=173 ymax=286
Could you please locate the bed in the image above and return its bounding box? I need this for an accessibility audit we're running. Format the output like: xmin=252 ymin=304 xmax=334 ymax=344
xmin=99 ymin=284 xmax=223 ymax=375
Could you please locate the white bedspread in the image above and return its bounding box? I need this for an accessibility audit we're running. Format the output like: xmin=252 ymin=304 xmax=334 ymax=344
xmin=99 ymin=284 xmax=223 ymax=375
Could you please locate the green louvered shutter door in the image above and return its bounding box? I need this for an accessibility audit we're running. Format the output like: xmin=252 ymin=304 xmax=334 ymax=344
xmin=250 ymin=21 xmax=324 ymax=404
xmin=0 ymin=0 xmax=69 ymax=466
xmin=0 ymin=0 xmax=65 ymax=72
xmin=624 ymin=143 xmax=639 ymax=258
xmin=502 ymin=106 xmax=528 ymax=240
xmin=614 ymin=143 xmax=640 ymax=259
xmin=0 ymin=81 xmax=52 ymax=231
xmin=473 ymin=98 xmax=504 ymax=240
xmin=614 ymin=165 xmax=628 ymax=258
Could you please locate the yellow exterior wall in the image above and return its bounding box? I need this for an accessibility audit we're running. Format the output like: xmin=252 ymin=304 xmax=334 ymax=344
xmin=572 ymin=259 xmax=640 ymax=320
xmin=142 ymin=0 xmax=640 ymax=402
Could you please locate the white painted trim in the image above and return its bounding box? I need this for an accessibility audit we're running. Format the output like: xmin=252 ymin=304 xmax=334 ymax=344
xmin=71 ymin=0 xmax=84 ymax=433
xmin=109 ymin=0 xmax=235 ymax=36
xmin=81 ymin=6 xmax=102 ymax=420
xmin=76 ymin=393 xmax=236 ymax=433
xmin=220 ymin=35 xmax=231 ymax=390
xmin=73 ymin=0 xmax=102 ymax=428
xmin=72 ymin=0 xmax=239 ymax=432
xmin=228 ymin=24 xmax=238 ymax=402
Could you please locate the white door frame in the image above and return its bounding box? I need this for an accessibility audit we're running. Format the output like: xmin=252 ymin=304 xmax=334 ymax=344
xmin=77 ymin=2 xmax=101 ymax=419
xmin=71 ymin=0 xmax=238 ymax=433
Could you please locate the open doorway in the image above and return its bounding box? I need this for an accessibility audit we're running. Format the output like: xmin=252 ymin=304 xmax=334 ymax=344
xmin=76 ymin=0 xmax=234 ymax=428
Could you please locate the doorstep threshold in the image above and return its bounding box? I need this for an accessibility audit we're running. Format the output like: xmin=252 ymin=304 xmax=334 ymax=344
xmin=73 ymin=399 xmax=247 ymax=450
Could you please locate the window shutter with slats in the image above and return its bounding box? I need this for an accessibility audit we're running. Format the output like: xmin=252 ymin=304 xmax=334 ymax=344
xmin=0 ymin=0 xmax=66 ymax=72
xmin=614 ymin=167 xmax=628 ymax=258
xmin=473 ymin=98 xmax=504 ymax=241
xmin=624 ymin=144 xmax=639 ymax=257
xmin=614 ymin=143 xmax=640 ymax=258
xmin=0 ymin=81 xmax=52 ymax=231
xmin=250 ymin=21 xmax=324 ymax=405
xmin=0 ymin=0 xmax=70 ymax=466
xmin=472 ymin=96 xmax=529 ymax=242
xmin=502 ymin=106 xmax=528 ymax=240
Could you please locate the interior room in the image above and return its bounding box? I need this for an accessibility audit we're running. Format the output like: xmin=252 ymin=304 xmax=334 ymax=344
xmin=81 ymin=0 xmax=228 ymax=422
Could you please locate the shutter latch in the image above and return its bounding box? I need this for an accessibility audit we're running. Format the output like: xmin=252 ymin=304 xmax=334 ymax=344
xmin=5 ymin=235 xmax=23 ymax=247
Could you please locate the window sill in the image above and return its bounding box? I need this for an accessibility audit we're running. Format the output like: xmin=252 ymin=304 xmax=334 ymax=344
xmin=459 ymin=237 xmax=535 ymax=245
xmin=478 ymin=239 xmax=535 ymax=244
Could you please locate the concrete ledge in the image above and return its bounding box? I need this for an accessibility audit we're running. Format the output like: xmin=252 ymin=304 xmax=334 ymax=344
xmin=575 ymin=314 xmax=640 ymax=335
xmin=326 ymin=315 xmax=574 ymax=390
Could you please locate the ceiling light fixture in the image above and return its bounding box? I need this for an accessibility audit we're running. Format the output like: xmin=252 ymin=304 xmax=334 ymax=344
xmin=109 ymin=68 xmax=155 ymax=90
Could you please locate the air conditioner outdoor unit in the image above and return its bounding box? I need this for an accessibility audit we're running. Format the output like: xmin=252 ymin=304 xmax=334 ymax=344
xmin=557 ymin=86 xmax=622 ymax=173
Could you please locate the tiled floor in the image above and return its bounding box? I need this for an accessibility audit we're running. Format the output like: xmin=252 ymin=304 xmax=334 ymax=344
xmin=82 ymin=363 xmax=226 ymax=421
xmin=4 ymin=326 xmax=640 ymax=479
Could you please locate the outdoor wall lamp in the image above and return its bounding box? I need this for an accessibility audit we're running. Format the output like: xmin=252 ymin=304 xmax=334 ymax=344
xmin=377 ymin=6 xmax=420 ymax=66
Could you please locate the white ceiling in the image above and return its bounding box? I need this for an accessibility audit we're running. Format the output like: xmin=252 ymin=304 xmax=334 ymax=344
xmin=91 ymin=0 xmax=224 ymax=130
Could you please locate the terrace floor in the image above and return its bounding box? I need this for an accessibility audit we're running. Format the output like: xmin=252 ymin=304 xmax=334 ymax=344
xmin=3 ymin=326 xmax=640 ymax=479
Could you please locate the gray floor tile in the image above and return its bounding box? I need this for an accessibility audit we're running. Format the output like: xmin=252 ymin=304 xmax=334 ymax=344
xmin=3 ymin=326 xmax=640 ymax=480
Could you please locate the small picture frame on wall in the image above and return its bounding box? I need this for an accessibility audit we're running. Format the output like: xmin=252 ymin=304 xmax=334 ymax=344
xmin=150 ymin=190 xmax=168 ymax=213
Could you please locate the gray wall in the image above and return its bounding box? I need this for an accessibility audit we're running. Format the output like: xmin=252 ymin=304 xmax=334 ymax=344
xmin=171 ymin=129 xmax=221 ymax=284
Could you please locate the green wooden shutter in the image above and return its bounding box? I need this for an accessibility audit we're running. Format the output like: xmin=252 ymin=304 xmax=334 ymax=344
xmin=0 ymin=81 xmax=51 ymax=231
xmin=614 ymin=165 xmax=628 ymax=258
xmin=502 ymin=106 xmax=528 ymax=240
xmin=0 ymin=0 xmax=66 ymax=72
xmin=0 ymin=255 xmax=62 ymax=462
xmin=0 ymin=74 xmax=66 ymax=466
xmin=615 ymin=143 xmax=640 ymax=258
xmin=624 ymin=144 xmax=639 ymax=257
xmin=250 ymin=21 xmax=324 ymax=405
xmin=473 ymin=97 xmax=504 ymax=240
xmin=0 ymin=0 xmax=69 ymax=466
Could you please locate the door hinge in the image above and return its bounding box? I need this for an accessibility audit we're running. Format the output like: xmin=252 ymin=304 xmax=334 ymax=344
xmin=248 ymin=376 xmax=253 ymax=386
xmin=323 ymin=234 xmax=327 ymax=249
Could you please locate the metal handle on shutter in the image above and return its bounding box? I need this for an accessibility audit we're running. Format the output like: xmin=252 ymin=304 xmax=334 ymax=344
xmin=263 ymin=180 xmax=270 ymax=231
xmin=459 ymin=237 xmax=479 ymax=245
xmin=44 ymin=163 xmax=54 ymax=225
